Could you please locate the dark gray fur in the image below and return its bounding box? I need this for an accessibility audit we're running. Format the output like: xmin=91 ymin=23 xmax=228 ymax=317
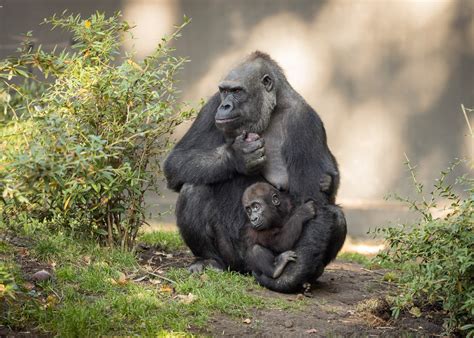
xmin=164 ymin=51 xmax=346 ymax=292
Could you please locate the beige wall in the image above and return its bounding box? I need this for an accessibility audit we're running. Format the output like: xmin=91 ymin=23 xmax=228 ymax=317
xmin=1 ymin=0 xmax=473 ymax=236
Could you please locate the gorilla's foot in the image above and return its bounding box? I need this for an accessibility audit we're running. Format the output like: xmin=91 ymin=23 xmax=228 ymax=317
xmin=188 ymin=258 xmax=224 ymax=274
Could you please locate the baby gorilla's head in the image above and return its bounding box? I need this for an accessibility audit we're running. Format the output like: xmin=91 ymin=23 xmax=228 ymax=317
xmin=242 ymin=182 xmax=282 ymax=230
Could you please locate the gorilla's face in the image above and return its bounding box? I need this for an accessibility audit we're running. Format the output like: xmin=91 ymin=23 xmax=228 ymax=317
xmin=242 ymin=183 xmax=281 ymax=230
xmin=215 ymin=61 xmax=276 ymax=136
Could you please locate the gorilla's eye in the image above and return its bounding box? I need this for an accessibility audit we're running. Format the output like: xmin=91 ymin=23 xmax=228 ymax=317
xmin=252 ymin=202 xmax=260 ymax=211
xmin=245 ymin=207 xmax=251 ymax=215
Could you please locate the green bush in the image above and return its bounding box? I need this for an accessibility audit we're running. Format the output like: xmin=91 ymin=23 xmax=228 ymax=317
xmin=375 ymin=157 xmax=473 ymax=335
xmin=0 ymin=12 xmax=192 ymax=249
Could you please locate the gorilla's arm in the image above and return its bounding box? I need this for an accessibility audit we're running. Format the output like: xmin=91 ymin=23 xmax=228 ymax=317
xmin=164 ymin=94 xmax=266 ymax=191
xmin=270 ymin=200 xmax=316 ymax=253
xmin=283 ymin=108 xmax=339 ymax=205
xmin=164 ymin=94 xmax=235 ymax=191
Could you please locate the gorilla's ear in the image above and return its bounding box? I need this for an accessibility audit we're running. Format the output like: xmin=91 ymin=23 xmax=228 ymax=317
xmin=261 ymin=74 xmax=273 ymax=92
xmin=271 ymin=193 xmax=280 ymax=206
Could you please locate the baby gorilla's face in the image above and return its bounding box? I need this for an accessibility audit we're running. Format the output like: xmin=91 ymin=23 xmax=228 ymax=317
xmin=242 ymin=185 xmax=281 ymax=230
xmin=245 ymin=200 xmax=269 ymax=229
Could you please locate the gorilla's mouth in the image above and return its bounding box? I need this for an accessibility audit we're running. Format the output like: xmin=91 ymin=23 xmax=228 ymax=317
xmin=251 ymin=219 xmax=264 ymax=229
xmin=215 ymin=116 xmax=240 ymax=124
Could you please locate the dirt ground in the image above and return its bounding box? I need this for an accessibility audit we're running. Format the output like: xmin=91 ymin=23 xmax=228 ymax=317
xmin=139 ymin=245 xmax=445 ymax=337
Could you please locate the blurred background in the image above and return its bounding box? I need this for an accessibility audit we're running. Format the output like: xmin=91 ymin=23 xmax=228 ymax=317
xmin=1 ymin=0 xmax=473 ymax=242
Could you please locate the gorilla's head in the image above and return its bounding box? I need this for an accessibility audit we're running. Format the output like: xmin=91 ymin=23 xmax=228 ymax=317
xmin=215 ymin=51 xmax=284 ymax=135
xmin=242 ymin=182 xmax=288 ymax=230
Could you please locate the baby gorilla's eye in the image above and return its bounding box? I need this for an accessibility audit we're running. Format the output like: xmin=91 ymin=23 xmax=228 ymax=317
xmin=245 ymin=207 xmax=251 ymax=215
xmin=252 ymin=202 xmax=260 ymax=211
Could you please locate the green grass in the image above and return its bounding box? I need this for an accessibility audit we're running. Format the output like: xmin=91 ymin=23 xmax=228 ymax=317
xmin=337 ymin=252 xmax=371 ymax=266
xmin=1 ymin=229 xmax=299 ymax=336
xmin=138 ymin=230 xmax=185 ymax=251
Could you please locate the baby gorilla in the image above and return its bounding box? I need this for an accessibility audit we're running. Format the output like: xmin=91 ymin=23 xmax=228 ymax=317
xmin=242 ymin=182 xmax=317 ymax=278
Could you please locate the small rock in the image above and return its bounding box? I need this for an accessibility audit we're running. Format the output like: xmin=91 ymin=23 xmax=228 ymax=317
xmin=284 ymin=320 xmax=294 ymax=328
xmin=31 ymin=270 xmax=52 ymax=282
xmin=242 ymin=318 xmax=252 ymax=324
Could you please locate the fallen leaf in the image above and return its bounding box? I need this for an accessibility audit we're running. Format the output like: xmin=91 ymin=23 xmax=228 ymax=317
xmin=23 ymin=282 xmax=35 ymax=291
xmin=176 ymin=293 xmax=198 ymax=304
xmin=242 ymin=318 xmax=252 ymax=324
xmin=46 ymin=294 xmax=59 ymax=308
xmin=82 ymin=256 xmax=91 ymax=265
xmin=305 ymin=328 xmax=318 ymax=334
xmin=409 ymin=306 xmax=422 ymax=318
xmin=159 ymin=285 xmax=173 ymax=294
xmin=116 ymin=272 xmax=127 ymax=285
xmin=149 ymin=279 xmax=162 ymax=285
xmin=18 ymin=248 xmax=29 ymax=256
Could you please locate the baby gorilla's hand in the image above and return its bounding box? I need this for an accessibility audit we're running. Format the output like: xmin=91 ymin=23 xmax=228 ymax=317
xmin=301 ymin=200 xmax=318 ymax=220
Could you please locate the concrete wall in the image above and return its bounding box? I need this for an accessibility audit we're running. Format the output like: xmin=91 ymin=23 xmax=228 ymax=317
xmin=1 ymin=0 xmax=473 ymax=237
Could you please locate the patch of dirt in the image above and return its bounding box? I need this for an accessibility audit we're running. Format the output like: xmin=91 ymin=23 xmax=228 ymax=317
xmin=136 ymin=243 xmax=194 ymax=270
xmin=202 ymin=261 xmax=444 ymax=337
xmin=138 ymin=245 xmax=444 ymax=336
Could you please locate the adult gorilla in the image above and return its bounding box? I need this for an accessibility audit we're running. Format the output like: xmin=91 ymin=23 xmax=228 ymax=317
xmin=164 ymin=51 xmax=346 ymax=292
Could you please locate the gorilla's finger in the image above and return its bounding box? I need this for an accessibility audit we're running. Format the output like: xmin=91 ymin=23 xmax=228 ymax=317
xmin=248 ymin=147 xmax=265 ymax=159
xmin=247 ymin=156 xmax=266 ymax=171
xmin=242 ymin=139 xmax=264 ymax=154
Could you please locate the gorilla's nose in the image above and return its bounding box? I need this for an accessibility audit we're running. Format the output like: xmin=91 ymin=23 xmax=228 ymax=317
xmin=220 ymin=102 xmax=233 ymax=111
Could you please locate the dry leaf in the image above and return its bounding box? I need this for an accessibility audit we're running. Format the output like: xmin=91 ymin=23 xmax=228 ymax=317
xmin=18 ymin=248 xmax=29 ymax=256
xmin=159 ymin=285 xmax=173 ymax=293
xmin=242 ymin=318 xmax=252 ymax=324
xmin=149 ymin=279 xmax=162 ymax=285
xmin=305 ymin=328 xmax=318 ymax=334
xmin=116 ymin=272 xmax=127 ymax=285
xmin=409 ymin=306 xmax=422 ymax=318
xmin=0 ymin=284 xmax=5 ymax=293
xmin=23 ymin=282 xmax=35 ymax=291
xmin=82 ymin=256 xmax=91 ymax=265
xmin=177 ymin=293 xmax=198 ymax=304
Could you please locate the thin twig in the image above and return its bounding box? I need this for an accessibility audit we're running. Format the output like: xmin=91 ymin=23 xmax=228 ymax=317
xmin=361 ymin=268 xmax=384 ymax=276
xmin=461 ymin=104 xmax=473 ymax=136
xmin=140 ymin=269 xmax=176 ymax=285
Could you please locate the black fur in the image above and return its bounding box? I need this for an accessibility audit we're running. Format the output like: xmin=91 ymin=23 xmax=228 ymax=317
xmin=164 ymin=51 xmax=347 ymax=291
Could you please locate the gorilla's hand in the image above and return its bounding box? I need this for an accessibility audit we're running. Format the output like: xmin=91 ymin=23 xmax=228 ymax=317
xmin=230 ymin=131 xmax=266 ymax=175
xmin=298 ymin=200 xmax=317 ymax=222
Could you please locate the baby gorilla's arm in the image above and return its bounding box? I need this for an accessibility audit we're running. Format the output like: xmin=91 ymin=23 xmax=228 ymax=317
xmin=271 ymin=200 xmax=317 ymax=252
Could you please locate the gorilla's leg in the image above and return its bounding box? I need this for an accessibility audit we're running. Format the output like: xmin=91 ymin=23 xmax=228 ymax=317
xmin=176 ymin=184 xmax=225 ymax=273
xmin=323 ymin=205 xmax=347 ymax=265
